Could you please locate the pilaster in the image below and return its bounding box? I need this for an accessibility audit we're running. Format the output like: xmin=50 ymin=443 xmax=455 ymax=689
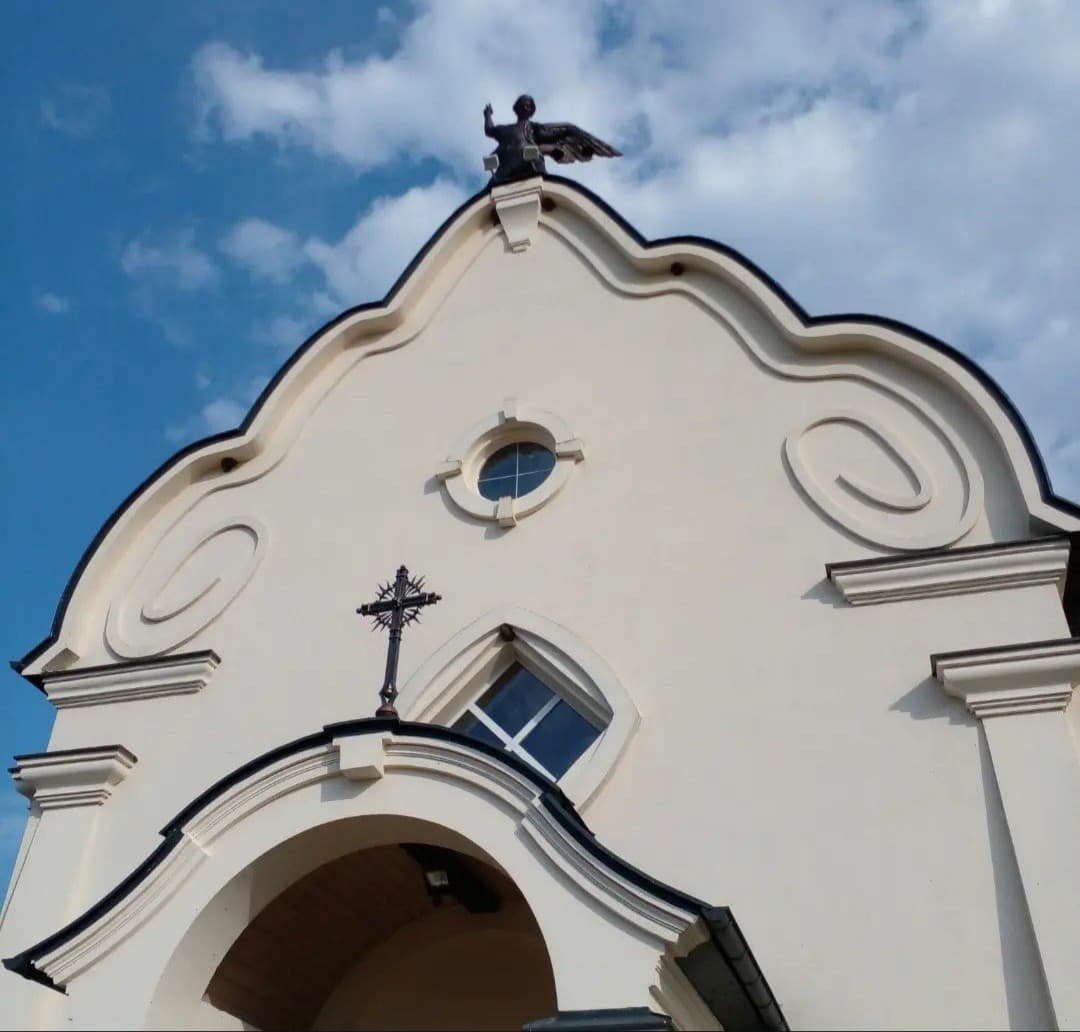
xmin=0 ymin=746 xmax=136 ymax=958
xmin=933 ymin=638 xmax=1080 ymax=1029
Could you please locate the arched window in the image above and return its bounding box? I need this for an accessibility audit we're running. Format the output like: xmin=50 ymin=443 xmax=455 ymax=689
xmin=401 ymin=608 xmax=640 ymax=808
xmin=452 ymin=662 xmax=602 ymax=780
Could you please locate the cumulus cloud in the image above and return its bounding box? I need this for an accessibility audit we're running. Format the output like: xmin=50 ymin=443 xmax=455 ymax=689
xmin=219 ymin=217 xmax=303 ymax=283
xmin=40 ymin=84 xmax=111 ymax=137
xmin=233 ymin=181 xmax=467 ymax=356
xmin=121 ymin=229 xmax=220 ymax=290
xmin=303 ymin=179 xmax=467 ymax=302
xmin=166 ymin=396 xmax=247 ymax=444
xmin=254 ymin=313 xmax=312 ymax=352
xmin=191 ymin=1 xmax=1080 ymax=498
xmin=36 ymin=292 xmax=71 ymax=315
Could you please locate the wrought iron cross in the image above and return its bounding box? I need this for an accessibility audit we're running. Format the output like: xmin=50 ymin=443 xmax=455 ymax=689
xmin=356 ymin=565 xmax=441 ymax=718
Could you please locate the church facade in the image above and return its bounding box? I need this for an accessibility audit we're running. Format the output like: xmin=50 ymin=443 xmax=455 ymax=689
xmin=2 ymin=176 xmax=1079 ymax=1030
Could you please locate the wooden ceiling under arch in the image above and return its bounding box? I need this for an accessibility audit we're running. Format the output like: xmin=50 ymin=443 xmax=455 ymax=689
xmin=205 ymin=843 xmax=529 ymax=1031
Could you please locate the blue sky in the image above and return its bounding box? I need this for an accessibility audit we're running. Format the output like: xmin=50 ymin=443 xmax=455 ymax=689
xmin=2 ymin=1 xmax=1079 ymax=897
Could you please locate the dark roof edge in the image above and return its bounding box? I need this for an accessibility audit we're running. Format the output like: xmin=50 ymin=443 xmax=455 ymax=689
xmin=1 ymin=719 xmax=786 ymax=1030
xmin=1065 ymin=532 xmax=1080 ymax=636
xmin=14 ymin=173 xmax=1077 ymax=677
xmin=703 ymin=907 xmax=789 ymax=1031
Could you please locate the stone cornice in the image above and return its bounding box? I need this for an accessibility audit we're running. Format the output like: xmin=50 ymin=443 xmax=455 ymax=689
xmin=827 ymin=537 xmax=1069 ymax=606
xmin=931 ymin=638 xmax=1080 ymax=718
xmin=41 ymin=651 xmax=220 ymax=709
xmin=10 ymin=746 xmax=137 ymax=809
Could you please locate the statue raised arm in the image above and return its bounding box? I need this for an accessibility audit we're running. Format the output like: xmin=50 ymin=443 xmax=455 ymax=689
xmin=483 ymin=95 xmax=621 ymax=185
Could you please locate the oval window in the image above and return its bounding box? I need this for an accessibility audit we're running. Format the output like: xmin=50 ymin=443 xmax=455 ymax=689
xmin=477 ymin=442 xmax=556 ymax=501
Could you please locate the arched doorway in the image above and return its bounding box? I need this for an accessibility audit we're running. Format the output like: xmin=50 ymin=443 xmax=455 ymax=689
xmin=203 ymin=842 xmax=556 ymax=1031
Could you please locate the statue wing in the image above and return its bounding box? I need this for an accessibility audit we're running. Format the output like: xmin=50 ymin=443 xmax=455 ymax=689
xmin=532 ymin=122 xmax=621 ymax=164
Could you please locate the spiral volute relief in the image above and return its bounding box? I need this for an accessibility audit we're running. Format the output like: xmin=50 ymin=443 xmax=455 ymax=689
xmin=784 ymin=407 xmax=983 ymax=550
xmin=105 ymin=517 xmax=267 ymax=658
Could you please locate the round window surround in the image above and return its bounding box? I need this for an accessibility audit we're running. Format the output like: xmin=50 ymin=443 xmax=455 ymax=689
xmin=435 ymin=400 xmax=585 ymax=527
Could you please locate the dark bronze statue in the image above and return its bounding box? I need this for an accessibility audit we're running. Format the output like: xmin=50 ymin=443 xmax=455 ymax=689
xmin=483 ymin=95 xmax=621 ymax=185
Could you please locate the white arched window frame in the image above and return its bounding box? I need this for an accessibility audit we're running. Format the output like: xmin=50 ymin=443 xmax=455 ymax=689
xmin=399 ymin=607 xmax=639 ymax=808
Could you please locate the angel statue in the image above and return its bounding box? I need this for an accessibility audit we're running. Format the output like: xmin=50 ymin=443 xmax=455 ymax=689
xmin=483 ymin=94 xmax=621 ymax=185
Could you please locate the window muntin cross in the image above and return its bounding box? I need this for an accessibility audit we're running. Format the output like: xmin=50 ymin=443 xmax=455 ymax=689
xmin=453 ymin=663 xmax=601 ymax=780
xmin=477 ymin=442 xmax=556 ymax=501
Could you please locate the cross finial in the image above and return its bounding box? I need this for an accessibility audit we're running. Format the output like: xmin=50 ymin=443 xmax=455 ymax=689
xmin=356 ymin=565 xmax=441 ymax=718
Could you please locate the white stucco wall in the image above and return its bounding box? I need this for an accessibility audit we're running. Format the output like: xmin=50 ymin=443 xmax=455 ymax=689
xmin=2 ymin=179 xmax=1077 ymax=1031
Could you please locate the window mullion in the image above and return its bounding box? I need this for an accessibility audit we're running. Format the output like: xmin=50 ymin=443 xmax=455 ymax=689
xmin=510 ymin=694 xmax=559 ymax=747
xmin=508 ymin=741 xmax=556 ymax=781
xmin=468 ymin=704 xmax=514 ymax=747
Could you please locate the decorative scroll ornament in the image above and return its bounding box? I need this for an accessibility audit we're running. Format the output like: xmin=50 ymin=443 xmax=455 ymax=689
xmin=784 ymin=407 xmax=983 ymax=551
xmin=105 ymin=517 xmax=267 ymax=658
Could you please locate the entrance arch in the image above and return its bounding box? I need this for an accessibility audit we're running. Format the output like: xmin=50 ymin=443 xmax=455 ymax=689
xmin=7 ymin=721 xmax=783 ymax=1030
xmin=202 ymin=835 xmax=556 ymax=1031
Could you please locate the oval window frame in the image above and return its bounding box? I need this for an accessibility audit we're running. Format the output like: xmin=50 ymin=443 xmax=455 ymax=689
xmin=435 ymin=400 xmax=585 ymax=527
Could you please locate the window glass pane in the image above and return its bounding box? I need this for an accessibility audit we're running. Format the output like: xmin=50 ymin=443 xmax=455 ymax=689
xmin=452 ymin=712 xmax=504 ymax=749
xmin=477 ymin=475 xmax=513 ymax=501
xmin=477 ymin=445 xmax=518 ymax=483
xmin=521 ymin=700 xmax=600 ymax=780
xmin=477 ymin=442 xmax=556 ymax=500
xmin=515 ymin=470 xmax=549 ymax=496
xmin=477 ymin=665 xmax=553 ymax=736
xmin=516 ymin=442 xmax=556 ymax=475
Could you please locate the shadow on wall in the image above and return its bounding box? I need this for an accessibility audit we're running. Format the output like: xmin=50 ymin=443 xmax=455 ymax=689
xmin=423 ymin=474 xmax=512 ymax=541
xmin=890 ymin=676 xmax=973 ymax=727
xmin=801 ymin=579 xmax=847 ymax=610
xmin=977 ymin=732 xmax=1055 ymax=1029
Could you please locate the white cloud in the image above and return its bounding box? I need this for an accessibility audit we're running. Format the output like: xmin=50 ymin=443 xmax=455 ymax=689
xmin=219 ymin=217 xmax=303 ymax=283
xmin=303 ymin=179 xmax=467 ymax=302
xmin=166 ymin=395 xmax=246 ymax=444
xmin=36 ymin=292 xmax=71 ymax=314
xmin=40 ymin=83 xmax=110 ymax=137
xmin=121 ymin=229 xmax=220 ymax=291
xmin=256 ymin=313 xmax=311 ymax=352
xmin=201 ymin=397 xmax=246 ymax=432
xmin=191 ymin=1 xmax=1080 ymax=500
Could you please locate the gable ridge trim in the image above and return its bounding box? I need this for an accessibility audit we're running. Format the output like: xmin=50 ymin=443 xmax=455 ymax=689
xmin=13 ymin=174 xmax=1078 ymax=681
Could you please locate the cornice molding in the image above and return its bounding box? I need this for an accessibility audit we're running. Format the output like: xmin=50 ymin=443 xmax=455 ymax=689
xmin=39 ymin=651 xmax=220 ymax=709
xmin=11 ymin=746 xmax=137 ymax=810
xmin=827 ymin=537 xmax=1069 ymax=606
xmin=931 ymin=637 xmax=1080 ymax=718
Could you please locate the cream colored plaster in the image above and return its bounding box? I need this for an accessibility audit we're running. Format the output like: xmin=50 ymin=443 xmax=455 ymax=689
xmin=4 ymin=179 xmax=1078 ymax=1031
